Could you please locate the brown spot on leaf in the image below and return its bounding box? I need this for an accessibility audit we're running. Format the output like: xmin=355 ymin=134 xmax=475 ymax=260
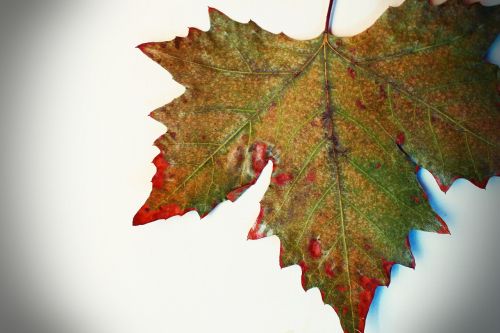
xmin=355 ymin=99 xmax=366 ymax=110
xmin=306 ymin=170 xmax=316 ymax=183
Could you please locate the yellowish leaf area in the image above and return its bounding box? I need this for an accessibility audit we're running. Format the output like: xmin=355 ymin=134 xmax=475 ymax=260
xmin=135 ymin=1 xmax=499 ymax=332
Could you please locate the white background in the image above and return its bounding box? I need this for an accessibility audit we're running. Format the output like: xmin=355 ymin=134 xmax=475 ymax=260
xmin=1 ymin=1 xmax=499 ymax=332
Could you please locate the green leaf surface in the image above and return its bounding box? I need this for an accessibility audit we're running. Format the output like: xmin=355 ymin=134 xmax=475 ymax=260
xmin=135 ymin=2 xmax=499 ymax=332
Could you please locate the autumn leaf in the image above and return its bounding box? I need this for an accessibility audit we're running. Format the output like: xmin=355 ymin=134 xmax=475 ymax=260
xmin=134 ymin=1 xmax=499 ymax=332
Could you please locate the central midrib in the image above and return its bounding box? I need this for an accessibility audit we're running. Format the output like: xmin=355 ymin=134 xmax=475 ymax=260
xmin=320 ymin=33 xmax=355 ymax=331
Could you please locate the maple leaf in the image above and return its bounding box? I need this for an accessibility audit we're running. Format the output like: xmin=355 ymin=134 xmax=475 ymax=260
xmin=134 ymin=1 xmax=499 ymax=332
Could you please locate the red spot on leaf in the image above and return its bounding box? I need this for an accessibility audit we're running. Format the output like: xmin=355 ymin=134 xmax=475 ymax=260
xmin=325 ymin=261 xmax=335 ymax=278
xmin=272 ymin=172 xmax=293 ymax=186
xmin=347 ymin=67 xmax=356 ymax=79
xmin=306 ymin=170 xmax=316 ymax=183
xmin=234 ymin=145 xmax=246 ymax=165
xmin=308 ymin=238 xmax=322 ymax=259
xmin=379 ymin=84 xmax=387 ymax=99
xmin=375 ymin=162 xmax=381 ymax=169
xmin=251 ymin=142 xmax=268 ymax=176
xmin=247 ymin=207 xmax=265 ymax=240
xmin=355 ymin=99 xmax=366 ymax=110
xmin=174 ymin=38 xmax=181 ymax=49
xmin=337 ymin=285 xmax=348 ymax=293
xmin=395 ymin=131 xmax=405 ymax=145
xmin=299 ymin=260 xmax=308 ymax=288
xmin=268 ymin=102 xmax=277 ymax=113
xmin=422 ymin=191 xmax=428 ymax=200
xmin=226 ymin=184 xmax=252 ymax=202
xmin=310 ymin=118 xmax=321 ymax=127
xmin=271 ymin=159 xmax=278 ymax=171
xmin=342 ymin=306 xmax=348 ymax=316
xmin=133 ymin=203 xmax=184 ymax=226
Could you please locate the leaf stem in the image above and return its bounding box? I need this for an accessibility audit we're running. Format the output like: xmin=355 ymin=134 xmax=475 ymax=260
xmin=324 ymin=0 xmax=335 ymax=33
